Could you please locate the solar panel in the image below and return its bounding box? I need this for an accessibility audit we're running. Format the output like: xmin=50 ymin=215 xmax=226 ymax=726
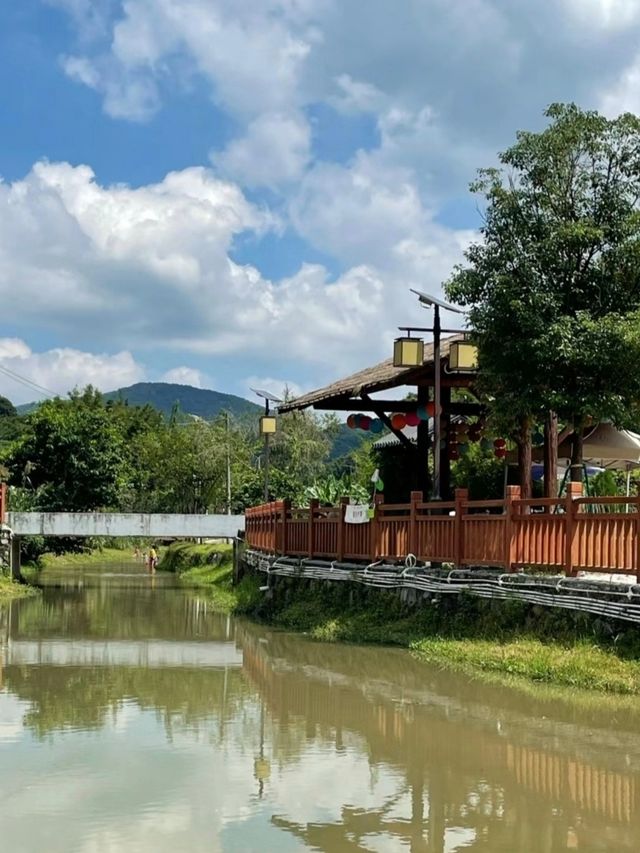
xmin=251 ymin=388 xmax=284 ymax=403
xmin=410 ymin=289 xmax=467 ymax=314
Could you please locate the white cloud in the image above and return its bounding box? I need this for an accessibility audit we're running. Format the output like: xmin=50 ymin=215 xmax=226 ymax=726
xmin=161 ymin=367 xmax=207 ymax=387
xmin=0 ymin=338 xmax=145 ymax=404
xmin=212 ymin=112 xmax=311 ymax=188
xmin=0 ymin=161 xmax=456 ymax=376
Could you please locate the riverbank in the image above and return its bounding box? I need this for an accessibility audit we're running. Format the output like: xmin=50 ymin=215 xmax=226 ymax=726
xmin=0 ymin=575 xmax=38 ymax=603
xmin=160 ymin=542 xmax=640 ymax=696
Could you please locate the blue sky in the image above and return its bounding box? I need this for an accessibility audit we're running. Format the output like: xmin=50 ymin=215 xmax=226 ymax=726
xmin=0 ymin=0 xmax=638 ymax=403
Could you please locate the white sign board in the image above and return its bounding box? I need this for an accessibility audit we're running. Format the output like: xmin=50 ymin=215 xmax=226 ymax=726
xmin=344 ymin=504 xmax=370 ymax=524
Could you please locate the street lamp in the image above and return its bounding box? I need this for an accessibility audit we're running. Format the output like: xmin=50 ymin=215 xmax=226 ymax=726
xmin=393 ymin=332 xmax=425 ymax=368
xmin=408 ymin=290 xmax=467 ymax=500
xmin=252 ymin=389 xmax=283 ymax=502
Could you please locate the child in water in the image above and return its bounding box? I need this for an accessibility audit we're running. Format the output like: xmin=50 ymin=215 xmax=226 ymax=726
xmin=148 ymin=546 xmax=158 ymax=572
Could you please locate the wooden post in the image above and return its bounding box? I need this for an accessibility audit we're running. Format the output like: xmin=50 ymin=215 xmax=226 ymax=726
xmin=440 ymin=387 xmax=452 ymax=500
xmin=416 ymin=386 xmax=430 ymax=495
xmin=308 ymin=499 xmax=319 ymax=558
xmin=409 ymin=490 xmax=422 ymax=556
xmin=336 ymin=497 xmax=348 ymax=562
xmin=565 ymin=481 xmax=582 ymax=576
xmin=0 ymin=482 xmax=6 ymax=525
xmin=504 ymin=485 xmax=521 ymax=572
xmin=370 ymin=493 xmax=383 ymax=561
xmin=280 ymin=499 xmax=290 ymax=555
xmin=10 ymin=536 xmax=21 ymax=581
xmin=543 ymin=411 xmax=558 ymax=500
xmin=517 ymin=415 xmax=532 ymax=500
xmin=454 ymin=488 xmax=468 ymax=568
xmin=635 ymin=495 xmax=640 ymax=578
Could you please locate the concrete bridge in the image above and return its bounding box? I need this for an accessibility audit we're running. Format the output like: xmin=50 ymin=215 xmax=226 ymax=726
xmin=1 ymin=507 xmax=244 ymax=579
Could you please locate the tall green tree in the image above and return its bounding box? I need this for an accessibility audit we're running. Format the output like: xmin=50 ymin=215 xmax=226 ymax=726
xmin=7 ymin=387 xmax=126 ymax=510
xmin=447 ymin=103 xmax=640 ymax=488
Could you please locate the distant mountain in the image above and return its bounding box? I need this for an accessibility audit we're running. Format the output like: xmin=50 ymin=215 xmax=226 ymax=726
xmin=104 ymin=382 xmax=261 ymax=419
xmin=15 ymin=381 xmax=362 ymax=461
xmin=17 ymin=382 xmax=261 ymax=420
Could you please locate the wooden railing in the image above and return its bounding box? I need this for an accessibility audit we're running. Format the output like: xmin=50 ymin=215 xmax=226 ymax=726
xmin=245 ymin=483 xmax=640 ymax=576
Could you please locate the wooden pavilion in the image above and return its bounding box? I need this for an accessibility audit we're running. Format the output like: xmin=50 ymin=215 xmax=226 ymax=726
xmin=279 ymin=333 xmax=483 ymax=499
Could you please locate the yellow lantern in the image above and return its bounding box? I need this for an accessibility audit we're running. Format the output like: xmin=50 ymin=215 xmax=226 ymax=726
xmin=260 ymin=415 xmax=277 ymax=435
xmin=393 ymin=336 xmax=424 ymax=367
xmin=448 ymin=341 xmax=478 ymax=371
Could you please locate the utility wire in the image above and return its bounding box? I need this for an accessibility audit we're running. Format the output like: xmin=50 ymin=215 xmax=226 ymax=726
xmin=0 ymin=363 xmax=56 ymax=399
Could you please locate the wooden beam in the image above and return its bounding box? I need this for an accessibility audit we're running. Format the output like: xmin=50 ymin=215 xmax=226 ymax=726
xmin=312 ymin=400 xmax=485 ymax=415
xmin=361 ymin=394 xmax=415 ymax=450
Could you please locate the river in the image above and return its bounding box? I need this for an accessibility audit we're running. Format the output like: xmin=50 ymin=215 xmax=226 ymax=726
xmin=1 ymin=562 xmax=639 ymax=852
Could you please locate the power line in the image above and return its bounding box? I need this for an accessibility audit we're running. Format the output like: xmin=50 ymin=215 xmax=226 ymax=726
xmin=0 ymin=363 xmax=56 ymax=399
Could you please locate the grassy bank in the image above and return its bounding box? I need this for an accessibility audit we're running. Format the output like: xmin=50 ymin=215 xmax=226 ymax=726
xmin=0 ymin=575 xmax=38 ymax=603
xmin=159 ymin=543 xmax=640 ymax=695
xmin=34 ymin=547 xmax=144 ymax=571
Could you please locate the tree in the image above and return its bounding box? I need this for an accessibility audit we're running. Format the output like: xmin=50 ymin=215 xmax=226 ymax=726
xmin=446 ymin=103 xmax=640 ymax=489
xmin=6 ymin=387 xmax=126 ymax=510
xmin=0 ymin=395 xmax=17 ymax=418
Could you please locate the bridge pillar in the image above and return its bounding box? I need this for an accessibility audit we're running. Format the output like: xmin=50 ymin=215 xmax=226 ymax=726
xmin=10 ymin=536 xmax=23 ymax=582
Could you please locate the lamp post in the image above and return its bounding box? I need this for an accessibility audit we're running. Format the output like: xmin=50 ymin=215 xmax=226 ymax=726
xmin=395 ymin=291 xmax=470 ymax=500
xmin=252 ymin=389 xmax=282 ymax=502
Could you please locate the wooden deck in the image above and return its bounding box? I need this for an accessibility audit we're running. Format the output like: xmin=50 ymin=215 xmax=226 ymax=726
xmin=245 ymin=484 xmax=640 ymax=576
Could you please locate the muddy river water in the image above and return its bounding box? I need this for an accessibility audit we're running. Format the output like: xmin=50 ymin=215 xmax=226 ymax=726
xmin=1 ymin=563 xmax=639 ymax=852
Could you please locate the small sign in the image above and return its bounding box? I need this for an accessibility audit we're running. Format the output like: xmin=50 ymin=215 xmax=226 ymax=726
xmin=345 ymin=504 xmax=370 ymax=524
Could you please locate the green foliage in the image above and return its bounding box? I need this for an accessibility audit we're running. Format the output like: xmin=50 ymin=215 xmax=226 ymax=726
xmin=0 ymin=395 xmax=17 ymax=418
xmin=304 ymin=474 xmax=369 ymax=506
xmin=447 ymin=103 xmax=640 ymax=449
xmin=7 ymin=387 xmax=126 ymax=511
xmin=452 ymin=444 xmax=504 ymax=499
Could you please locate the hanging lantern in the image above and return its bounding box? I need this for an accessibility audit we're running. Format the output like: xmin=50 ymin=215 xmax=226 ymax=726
xmin=494 ymin=447 xmax=507 ymax=459
xmin=480 ymin=437 xmax=492 ymax=452
xmin=360 ymin=415 xmax=372 ymax=431
xmin=493 ymin=438 xmax=507 ymax=449
xmin=416 ymin=404 xmax=429 ymax=421
xmin=370 ymin=419 xmax=383 ymax=434
xmin=393 ymin=335 xmax=425 ymax=367
xmin=448 ymin=340 xmax=479 ymax=371
xmin=347 ymin=414 xmax=356 ymax=429
xmin=426 ymin=401 xmax=436 ymax=417
xmin=449 ymin=447 xmax=460 ymax=461
xmin=405 ymin=411 xmax=420 ymax=427
xmin=391 ymin=412 xmax=407 ymax=430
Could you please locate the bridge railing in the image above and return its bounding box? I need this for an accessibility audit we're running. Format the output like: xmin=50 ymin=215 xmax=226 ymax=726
xmin=245 ymin=483 xmax=640 ymax=576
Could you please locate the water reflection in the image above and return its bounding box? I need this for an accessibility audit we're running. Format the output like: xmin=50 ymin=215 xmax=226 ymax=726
xmin=1 ymin=567 xmax=639 ymax=852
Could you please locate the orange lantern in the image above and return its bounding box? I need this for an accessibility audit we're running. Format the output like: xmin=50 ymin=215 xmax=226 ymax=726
xmin=391 ymin=413 xmax=407 ymax=430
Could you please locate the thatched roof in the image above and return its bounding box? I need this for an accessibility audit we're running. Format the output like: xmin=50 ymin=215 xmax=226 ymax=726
xmin=279 ymin=334 xmax=465 ymax=413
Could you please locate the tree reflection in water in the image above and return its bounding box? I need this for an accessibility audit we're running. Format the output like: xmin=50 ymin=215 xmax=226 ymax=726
xmin=2 ymin=572 xmax=640 ymax=852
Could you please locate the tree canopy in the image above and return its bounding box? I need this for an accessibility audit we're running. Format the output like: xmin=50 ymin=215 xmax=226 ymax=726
xmin=446 ymin=103 xmax=640 ymax=477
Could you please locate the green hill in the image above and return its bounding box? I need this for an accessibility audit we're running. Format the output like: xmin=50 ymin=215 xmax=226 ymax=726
xmin=17 ymin=382 xmax=260 ymax=420
xmin=103 ymin=382 xmax=260 ymax=419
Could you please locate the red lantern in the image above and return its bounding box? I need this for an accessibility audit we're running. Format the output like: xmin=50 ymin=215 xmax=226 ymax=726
xmin=449 ymin=447 xmax=460 ymax=461
xmin=494 ymin=447 xmax=507 ymax=459
xmin=347 ymin=414 xmax=356 ymax=429
xmin=391 ymin=412 xmax=407 ymax=430
xmin=426 ymin=401 xmax=436 ymax=417
xmin=405 ymin=411 xmax=420 ymax=427
xmin=493 ymin=438 xmax=507 ymax=449
xmin=360 ymin=415 xmax=371 ymax=431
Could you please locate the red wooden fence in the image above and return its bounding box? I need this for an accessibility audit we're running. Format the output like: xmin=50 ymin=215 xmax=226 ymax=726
xmin=245 ymin=483 xmax=640 ymax=576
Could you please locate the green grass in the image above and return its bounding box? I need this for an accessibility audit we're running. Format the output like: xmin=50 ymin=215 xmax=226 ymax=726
xmin=36 ymin=547 xmax=143 ymax=570
xmin=158 ymin=542 xmax=261 ymax=613
xmin=0 ymin=574 xmax=38 ymax=603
